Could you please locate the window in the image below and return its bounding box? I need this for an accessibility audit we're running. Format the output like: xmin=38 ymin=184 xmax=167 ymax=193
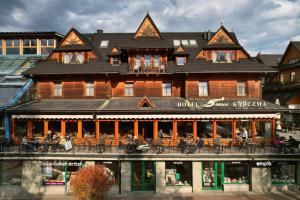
xmin=6 ymin=39 xmax=20 ymax=54
xmin=181 ymin=40 xmax=189 ymax=46
xmin=290 ymin=72 xmax=295 ymax=82
xmin=212 ymin=51 xmax=218 ymax=63
xmin=100 ymin=40 xmax=109 ymax=48
xmin=95 ymin=161 xmax=119 ymax=185
xmin=224 ymin=162 xmax=249 ymax=184
xmin=63 ymin=52 xmax=84 ymax=64
xmin=288 ymin=58 xmax=298 ymax=64
xmin=280 ymin=74 xmax=284 ymax=83
xmin=220 ymin=51 xmax=226 ymax=62
xmin=173 ymin=40 xmax=180 ymax=46
xmin=199 ymin=81 xmax=208 ymax=96
xmin=162 ymin=82 xmax=172 ymax=96
xmin=125 ymin=82 xmax=134 ymax=96
xmin=154 ymin=55 xmax=160 ymax=66
xmin=23 ymin=39 xmax=37 ymax=54
xmin=144 ymin=55 xmax=151 ymax=67
xmin=0 ymin=161 xmax=22 ymax=186
xmin=112 ymin=57 xmax=119 ymax=66
xmin=225 ymin=51 xmax=232 ymax=63
xmin=177 ymin=57 xmax=185 ymax=65
xmin=237 ymin=81 xmax=246 ymax=96
xmin=41 ymin=39 xmax=55 ymax=54
xmin=166 ymin=162 xmax=192 ymax=186
xmin=85 ymin=81 xmax=94 ymax=96
xmin=271 ymin=162 xmax=296 ymax=184
xmin=135 ymin=55 xmax=141 ymax=67
xmin=189 ymin=40 xmax=197 ymax=46
xmin=53 ymin=81 xmax=62 ymax=96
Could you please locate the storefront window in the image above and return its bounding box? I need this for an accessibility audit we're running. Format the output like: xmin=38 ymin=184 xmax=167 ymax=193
xmin=95 ymin=161 xmax=119 ymax=185
xmin=14 ymin=119 xmax=27 ymax=139
xmin=199 ymin=121 xmax=212 ymax=138
xmin=256 ymin=121 xmax=271 ymax=138
xmin=0 ymin=161 xmax=22 ymax=186
xmin=236 ymin=120 xmax=251 ymax=138
xmin=271 ymin=162 xmax=296 ymax=184
xmin=217 ymin=121 xmax=232 ymax=138
xmin=42 ymin=161 xmax=82 ymax=186
xmin=166 ymin=161 xmax=192 ymax=186
xmin=32 ymin=120 xmax=44 ymax=138
xmin=224 ymin=162 xmax=249 ymax=184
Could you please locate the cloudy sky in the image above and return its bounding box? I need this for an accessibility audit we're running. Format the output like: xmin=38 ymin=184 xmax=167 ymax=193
xmin=0 ymin=0 xmax=300 ymax=55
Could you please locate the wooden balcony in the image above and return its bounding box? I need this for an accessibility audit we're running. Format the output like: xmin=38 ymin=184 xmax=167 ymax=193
xmin=128 ymin=64 xmax=166 ymax=74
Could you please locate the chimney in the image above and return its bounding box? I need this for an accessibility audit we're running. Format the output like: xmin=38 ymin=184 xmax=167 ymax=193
xmin=97 ymin=29 xmax=103 ymax=35
xmin=207 ymin=30 xmax=211 ymax=40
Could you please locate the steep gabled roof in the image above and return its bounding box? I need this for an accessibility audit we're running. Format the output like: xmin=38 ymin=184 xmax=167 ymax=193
xmin=256 ymin=53 xmax=282 ymax=67
xmin=134 ymin=13 xmax=161 ymax=39
xmin=279 ymin=41 xmax=300 ymax=65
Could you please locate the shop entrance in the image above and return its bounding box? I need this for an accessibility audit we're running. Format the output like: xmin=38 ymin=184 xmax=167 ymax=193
xmin=131 ymin=161 xmax=155 ymax=191
xmin=202 ymin=161 xmax=224 ymax=190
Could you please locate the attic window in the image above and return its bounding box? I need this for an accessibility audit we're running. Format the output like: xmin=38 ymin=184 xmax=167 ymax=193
xmin=181 ymin=40 xmax=189 ymax=46
xmin=100 ymin=40 xmax=109 ymax=48
xmin=141 ymin=101 xmax=151 ymax=108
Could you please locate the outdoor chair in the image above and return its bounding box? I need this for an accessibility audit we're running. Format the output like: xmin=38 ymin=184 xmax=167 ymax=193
xmin=189 ymin=139 xmax=204 ymax=154
xmin=177 ymin=139 xmax=188 ymax=153
xmin=96 ymin=139 xmax=106 ymax=153
xmin=213 ymin=138 xmax=223 ymax=154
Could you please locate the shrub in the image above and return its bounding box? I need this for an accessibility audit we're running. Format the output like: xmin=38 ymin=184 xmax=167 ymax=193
xmin=70 ymin=164 xmax=113 ymax=200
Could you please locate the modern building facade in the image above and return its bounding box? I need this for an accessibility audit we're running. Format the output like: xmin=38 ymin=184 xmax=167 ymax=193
xmin=0 ymin=14 xmax=299 ymax=197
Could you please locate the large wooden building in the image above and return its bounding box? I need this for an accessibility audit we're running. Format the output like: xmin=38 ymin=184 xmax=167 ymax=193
xmin=1 ymin=14 xmax=299 ymax=197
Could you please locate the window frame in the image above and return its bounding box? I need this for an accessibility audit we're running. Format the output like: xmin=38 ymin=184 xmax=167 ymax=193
xmin=237 ymin=81 xmax=247 ymax=96
xmin=53 ymin=81 xmax=63 ymax=97
xmin=198 ymin=81 xmax=208 ymax=96
xmin=177 ymin=56 xmax=185 ymax=65
xmin=100 ymin=40 xmax=109 ymax=48
xmin=162 ymin=82 xmax=172 ymax=96
xmin=85 ymin=81 xmax=95 ymax=96
xmin=124 ymin=82 xmax=134 ymax=97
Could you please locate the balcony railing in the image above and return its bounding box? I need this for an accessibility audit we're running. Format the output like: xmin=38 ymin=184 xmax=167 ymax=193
xmin=128 ymin=64 xmax=166 ymax=73
xmin=1 ymin=137 xmax=299 ymax=155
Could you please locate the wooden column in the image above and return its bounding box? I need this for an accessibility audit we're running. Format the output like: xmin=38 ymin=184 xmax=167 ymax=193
xmin=193 ymin=120 xmax=197 ymax=142
xmin=251 ymin=119 xmax=256 ymax=141
xmin=271 ymin=118 xmax=276 ymax=139
xmin=212 ymin=120 xmax=217 ymax=141
xmin=172 ymin=120 xmax=177 ymax=145
xmin=134 ymin=120 xmax=138 ymax=139
xmin=11 ymin=118 xmax=15 ymax=139
xmin=27 ymin=119 xmax=32 ymax=138
xmin=114 ymin=120 xmax=119 ymax=145
xmin=232 ymin=119 xmax=236 ymax=140
xmin=44 ymin=120 xmax=48 ymax=137
xmin=61 ymin=120 xmax=66 ymax=137
xmin=95 ymin=120 xmax=100 ymax=140
xmin=153 ymin=119 xmax=158 ymax=143
xmin=77 ymin=120 xmax=82 ymax=139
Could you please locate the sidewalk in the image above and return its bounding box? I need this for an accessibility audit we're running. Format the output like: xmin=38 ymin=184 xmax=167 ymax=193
xmin=3 ymin=191 xmax=300 ymax=200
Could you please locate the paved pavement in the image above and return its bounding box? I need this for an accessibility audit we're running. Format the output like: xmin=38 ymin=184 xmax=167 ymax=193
xmin=4 ymin=191 xmax=300 ymax=200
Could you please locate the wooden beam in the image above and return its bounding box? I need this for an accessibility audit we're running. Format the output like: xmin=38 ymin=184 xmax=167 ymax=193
xmin=134 ymin=120 xmax=138 ymax=139
xmin=212 ymin=120 xmax=217 ymax=141
xmin=61 ymin=120 xmax=66 ymax=137
xmin=27 ymin=120 xmax=32 ymax=139
xmin=271 ymin=118 xmax=276 ymax=139
xmin=95 ymin=120 xmax=100 ymax=140
xmin=232 ymin=119 xmax=236 ymax=140
xmin=114 ymin=120 xmax=119 ymax=145
xmin=172 ymin=120 xmax=177 ymax=146
xmin=77 ymin=120 xmax=82 ymax=139
xmin=44 ymin=120 xmax=48 ymax=137
xmin=153 ymin=119 xmax=158 ymax=143
xmin=193 ymin=120 xmax=197 ymax=142
xmin=251 ymin=119 xmax=256 ymax=140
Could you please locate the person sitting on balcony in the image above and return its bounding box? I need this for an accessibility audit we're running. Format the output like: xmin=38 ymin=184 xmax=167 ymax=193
xmin=159 ymin=129 xmax=163 ymax=138
xmin=241 ymin=127 xmax=248 ymax=141
xmin=189 ymin=137 xmax=204 ymax=153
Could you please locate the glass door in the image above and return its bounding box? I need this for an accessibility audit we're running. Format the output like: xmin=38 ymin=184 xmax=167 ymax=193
xmin=203 ymin=161 xmax=224 ymax=190
xmin=131 ymin=161 xmax=155 ymax=191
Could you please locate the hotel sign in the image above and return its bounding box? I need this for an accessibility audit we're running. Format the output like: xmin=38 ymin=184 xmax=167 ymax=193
xmin=177 ymin=97 xmax=267 ymax=108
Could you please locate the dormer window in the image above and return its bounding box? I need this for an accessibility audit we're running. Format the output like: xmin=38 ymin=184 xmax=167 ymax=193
xmin=63 ymin=52 xmax=84 ymax=64
xmin=112 ymin=57 xmax=119 ymax=66
xmin=177 ymin=56 xmax=185 ymax=65
xmin=100 ymin=40 xmax=109 ymax=48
